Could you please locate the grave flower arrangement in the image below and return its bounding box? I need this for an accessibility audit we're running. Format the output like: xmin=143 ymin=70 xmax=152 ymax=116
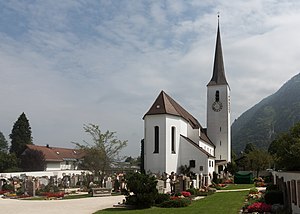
xmin=247 ymin=202 xmax=271 ymax=213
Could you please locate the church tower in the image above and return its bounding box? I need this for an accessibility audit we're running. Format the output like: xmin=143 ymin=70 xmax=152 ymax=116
xmin=207 ymin=18 xmax=231 ymax=164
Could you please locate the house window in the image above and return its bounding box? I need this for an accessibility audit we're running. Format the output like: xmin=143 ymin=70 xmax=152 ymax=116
xmin=215 ymin=90 xmax=220 ymax=102
xmin=66 ymin=161 xmax=69 ymax=165
xmin=209 ymin=160 xmax=211 ymax=167
xmin=154 ymin=126 xmax=159 ymax=153
xmin=200 ymin=166 xmax=203 ymax=171
xmin=220 ymin=141 xmax=222 ymax=146
xmin=189 ymin=160 xmax=195 ymax=168
xmin=220 ymin=127 xmax=222 ymax=132
xmin=212 ymin=161 xmax=214 ymax=167
xmin=171 ymin=126 xmax=176 ymax=153
xmin=220 ymin=155 xmax=222 ymax=160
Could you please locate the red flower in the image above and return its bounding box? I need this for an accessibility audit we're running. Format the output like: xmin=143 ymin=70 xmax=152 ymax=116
xmin=247 ymin=202 xmax=271 ymax=213
xmin=181 ymin=191 xmax=191 ymax=197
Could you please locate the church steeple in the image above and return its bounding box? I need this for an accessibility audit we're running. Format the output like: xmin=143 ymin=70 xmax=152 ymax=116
xmin=207 ymin=17 xmax=228 ymax=86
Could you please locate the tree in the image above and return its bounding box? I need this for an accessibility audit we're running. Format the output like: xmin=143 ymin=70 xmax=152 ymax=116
xmin=21 ymin=149 xmax=45 ymax=171
xmin=9 ymin=112 xmax=33 ymax=158
xmin=245 ymin=149 xmax=272 ymax=177
xmin=269 ymin=122 xmax=300 ymax=171
xmin=73 ymin=124 xmax=127 ymax=176
xmin=0 ymin=131 xmax=8 ymax=153
xmin=0 ymin=152 xmax=19 ymax=172
xmin=244 ymin=143 xmax=256 ymax=154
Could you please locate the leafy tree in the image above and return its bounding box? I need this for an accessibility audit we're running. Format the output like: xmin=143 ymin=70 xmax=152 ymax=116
xmin=21 ymin=149 xmax=45 ymax=171
xmin=269 ymin=122 xmax=300 ymax=171
xmin=124 ymin=172 xmax=158 ymax=208
xmin=9 ymin=112 xmax=33 ymax=158
xmin=244 ymin=143 xmax=256 ymax=154
xmin=73 ymin=124 xmax=127 ymax=176
xmin=225 ymin=161 xmax=238 ymax=175
xmin=245 ymin=149 xmax=272 ymax=177
xmin=0 ymin=152 xmax=19 ymax=172
xmin=0 ymin=131 xmax=8 ymax=152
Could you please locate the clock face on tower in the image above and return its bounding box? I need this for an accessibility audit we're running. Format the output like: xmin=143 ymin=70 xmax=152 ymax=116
xmin=212 ymin=101 xmax=223 ymax=112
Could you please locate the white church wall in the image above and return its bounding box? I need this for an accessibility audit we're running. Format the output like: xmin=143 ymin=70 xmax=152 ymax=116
xmin=144 ymin=115 xmax=167 ymax=174
xmin=179 ymin=136 xmax=210 ymax=175
xmin=199 ymin=139 xmax=214 ymax=156
xmin=165 ymin=115 xmax=187 ymax=174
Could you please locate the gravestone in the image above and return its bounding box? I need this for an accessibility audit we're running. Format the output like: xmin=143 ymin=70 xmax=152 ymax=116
xmin=165 ymin=178 xmax=171 ymax=193
xmin=156 ymin=180 xmax=164 ymax=194
xmin=106 ymin=177 xmax=113 ymax=189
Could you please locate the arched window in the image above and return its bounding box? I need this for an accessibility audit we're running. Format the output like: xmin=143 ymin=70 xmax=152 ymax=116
xmin=154 ymin=126 xmax=159 ymax=153
xmin=215 ymin=90 xmax=220 ymax=102
xmin=171 ymin=126 xmax=176 ymax=153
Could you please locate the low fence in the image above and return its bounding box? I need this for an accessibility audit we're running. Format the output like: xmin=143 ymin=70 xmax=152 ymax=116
xmin=273 ymin=171 xmax=300 ymax=214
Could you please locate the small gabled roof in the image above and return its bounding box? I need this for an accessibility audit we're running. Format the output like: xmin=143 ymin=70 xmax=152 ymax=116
xmin=25 ymin=144 xmax=84 ymax=162
xmin=181 ymin=135 xmax=215 ymax=158
xmin=207 ymin=20 xmax=229 ymax=86
xmin=143 ymin=91 xmax=201 ymax=129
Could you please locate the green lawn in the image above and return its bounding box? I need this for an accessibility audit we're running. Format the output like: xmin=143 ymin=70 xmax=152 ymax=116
xmin=95 ymin=191 xmax=248 ymax=214
xmin=222 ymin=183 xmax=254 ymax=190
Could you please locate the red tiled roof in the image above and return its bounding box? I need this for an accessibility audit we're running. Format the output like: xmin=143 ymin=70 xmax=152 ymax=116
xmin=144 ymin=91 xmax=201 ymax=129
xmin=26 ymin=144 xmax=84 ymax=162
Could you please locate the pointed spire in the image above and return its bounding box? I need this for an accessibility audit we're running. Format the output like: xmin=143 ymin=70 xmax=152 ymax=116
xmin=207 ymin=15 xmax=228 ymax=86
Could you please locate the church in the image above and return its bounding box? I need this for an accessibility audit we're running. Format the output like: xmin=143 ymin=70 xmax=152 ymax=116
xmin=142 ymin=20 xmax=231 ymax=183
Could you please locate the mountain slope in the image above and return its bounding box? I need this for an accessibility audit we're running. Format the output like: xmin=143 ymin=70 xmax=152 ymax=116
xmin=232 ymin=73 xmax=300 ymax=153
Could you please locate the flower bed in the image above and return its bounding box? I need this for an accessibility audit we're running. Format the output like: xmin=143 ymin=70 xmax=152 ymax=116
xmin=41 ymin=192 xmax=65 ymax=198
xmin=247 ymin=202 xmax=271 ymax=213
xmin=0 ymin=190 xmax=11 ymax=195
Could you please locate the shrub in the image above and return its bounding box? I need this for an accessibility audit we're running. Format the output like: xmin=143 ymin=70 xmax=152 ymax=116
xmin=247 ymin=202 xmax=271 ymax=213
xmin=158 ymin=197 xmax=191 ymax=208
xmin=249 ymin=187 xmax=259 ymax=194
xmin=264 ymin=190 xmax=283 ymax=205
xmin=2 ymin=184 xmax=14 ymax=191
xmin=155 ymin=193 xmax=170 ymax=205
xmin=266 ymin=184 xmax=279 ymax=191
xmin=125 ymin=172 xmax=158 ymax=208
xmin=186 ymin=188 xmax=197 ymax=196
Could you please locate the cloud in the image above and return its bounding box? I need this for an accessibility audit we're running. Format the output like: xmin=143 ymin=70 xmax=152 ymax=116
xmin=1 ymin=0 xmax=300 ymax=156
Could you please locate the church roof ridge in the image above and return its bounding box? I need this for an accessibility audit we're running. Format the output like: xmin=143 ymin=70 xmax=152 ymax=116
xmin=144 ymin=90 xmax=201 ymax=129
xmin=207 ymin=18 xmax=229 ymax=86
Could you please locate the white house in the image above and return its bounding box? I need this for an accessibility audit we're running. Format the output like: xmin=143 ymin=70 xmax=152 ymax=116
xmin=23 ymin=144 xmax=84 ymax=171
xmin=143 ymin=20 xmax=231 ymax=183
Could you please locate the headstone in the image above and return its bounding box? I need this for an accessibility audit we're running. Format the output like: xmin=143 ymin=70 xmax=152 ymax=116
xmin=106 ymin=177 xmax=112 ymax=189
xmin=185 ymin=177 xmax=191 ymax=190
xmin=165 ymin=178 xmax=171 ymax=193
xmin=156 ymin=180 xmax=164 ymax=194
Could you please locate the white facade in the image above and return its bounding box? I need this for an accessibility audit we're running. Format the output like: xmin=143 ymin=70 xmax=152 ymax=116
xmin=207 ymin=85 xmax=231 ymax=162
xmin=45 ymin=161 xmax=78 ymax=171
xmin=144 ymin=103 xmax=215 ymax=176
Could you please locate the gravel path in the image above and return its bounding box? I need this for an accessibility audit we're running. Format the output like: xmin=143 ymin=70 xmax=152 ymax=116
xmin=0 ymin=195 xmax=125 ymax=214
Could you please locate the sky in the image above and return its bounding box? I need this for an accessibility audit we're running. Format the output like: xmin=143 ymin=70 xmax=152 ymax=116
xmin=1 ymin=0 xmax=300 ymax=158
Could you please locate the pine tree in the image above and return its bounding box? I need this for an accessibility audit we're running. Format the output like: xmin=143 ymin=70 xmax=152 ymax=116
xmin=0 ymin=131 xmax=8 ymax=152
xmin=9 ymin=112 xmax=33 ymax=158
